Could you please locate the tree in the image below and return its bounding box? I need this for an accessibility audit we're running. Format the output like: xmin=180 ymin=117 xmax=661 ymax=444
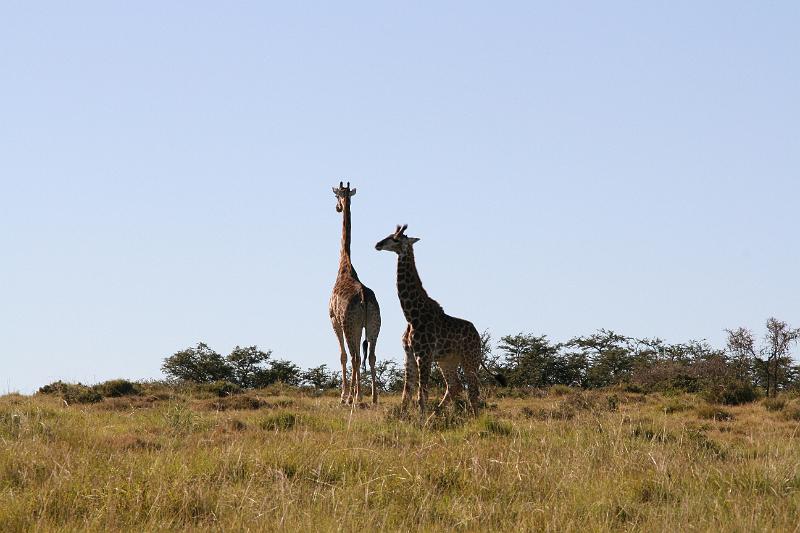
xmin=254 ymin=359 xmax=302 ymax=387
xmin=725 ymin=327 xmax=757 ymax=384
xmin=629 ymin=337 xmax=665 ymax=367
xmin=498 ymin=333 xmax=564 ymax=387
xmin=761 ymin=318 xmax=800 ymax=397
xmin=726 ymin=319 xmax=800 ymax=396
xmin=302 ymin=364 xmax=341 ymax=389
xmin=478 ymin=330 xmax=510 ymax=385
xmin=567 ymin=330 xmax=632 ymax=388
xmin=371 ymin=359 xmax=405 ymax=392
xmin=629 ymin=339 xmax=728 ymax=392
xmin=226 ymin=345 xmax=272 ymax=388
xmin=555 ymin=350 xmax=589 ymax=387
xmin=161 ymin=342 xmax=233 ymax=383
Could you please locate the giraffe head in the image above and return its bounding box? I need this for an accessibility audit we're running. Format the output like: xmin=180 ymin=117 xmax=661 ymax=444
xmin=375 ymin=224 xmax=420 ymax=256
xmin=332 ymin=181 xmax=356 ymax=213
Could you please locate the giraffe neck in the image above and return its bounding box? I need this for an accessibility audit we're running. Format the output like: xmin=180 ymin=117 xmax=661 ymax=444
xmin=396 ymin=248 xmax=438 ymax=324
xmin=338 ymin=197 xmax=359 ymax=280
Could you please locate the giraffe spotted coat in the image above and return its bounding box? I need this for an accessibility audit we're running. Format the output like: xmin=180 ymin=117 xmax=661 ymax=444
xmin=376 ymin=224 xmax=482 ymax=415
xmin=329 ymin=182 xmax=381 ymax=404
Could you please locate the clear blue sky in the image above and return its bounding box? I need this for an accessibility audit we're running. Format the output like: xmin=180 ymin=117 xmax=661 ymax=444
xmin=2 ymin=2 xmax=798 ymax=393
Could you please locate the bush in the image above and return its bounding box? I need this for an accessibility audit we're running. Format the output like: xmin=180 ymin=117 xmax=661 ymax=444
xmin=202 ymin=381 xmax=242 ymax=397
xmin=68 ymin=386 xmax=103 ymax=404
xmin=302 ymin=364 xmax=342 ymax=390
xmin=95 ymin=379 xmax=139 ymax=398
xmin=161 ymin=342 xmax=233 ymax=383
xmin=782 ymin=401 xmax=800 ymax=421
xmin=226 ymin=346 xmax=272 ymax=388
xmin=550 ymin=384 xmax=572 ymax=396
xmin=621 ymin=383 xmax=646 ymax=394
xmin=763 ymin=397 xmax=787 ymax=412
xmin=37 ymin=381 xmax=68 ymax=395
xmin=38 ymin=381 xmax=103 ymax=404
xmin=661 ymin=398 xmax=692 ymax=414
xmin=38 ymin=380 xmax=103 ymax=404
xmin=203 ymin=395 xmax=269 ymax=411
xmin=702 ymin=381 xmax=758 ymax=406
xmin=560 ymin=391 xmax=598 ymax=411
xmin=630 ymin=361 xmax=708 ymax=393
xmin=253 ymin=360 xmax=302 ymax=387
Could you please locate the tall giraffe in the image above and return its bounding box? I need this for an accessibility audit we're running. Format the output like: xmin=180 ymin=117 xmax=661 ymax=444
xmin=329 ymin=182 xmax=381 ymax=404
xmin=375 ymin=224 xmax=492 ymax=415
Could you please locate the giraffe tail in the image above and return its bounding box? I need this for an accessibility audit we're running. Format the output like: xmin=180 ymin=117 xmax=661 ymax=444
xmin=481 ymin=360 xmax=508 ymax=387
xmin=361 ymin=294 xmax=369 ymax=375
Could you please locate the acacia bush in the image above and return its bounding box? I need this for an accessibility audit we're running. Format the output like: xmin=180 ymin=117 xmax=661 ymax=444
xmin=630 ymin=361 xmax=702 ymax=393
xmin=95 ymin=379 xmax=139 ymax=398
xmin=37 ymin=381 xmax=103 ymax=404
xmin=302 ymin=364 xmax=341 ymax=389
xmin=161 ymin=343 xmax=232 ymax=383
xmin=701 ymin=381 xmax=759 ymax=406
xmin=201 ymin=380 xmax=243 ymax=397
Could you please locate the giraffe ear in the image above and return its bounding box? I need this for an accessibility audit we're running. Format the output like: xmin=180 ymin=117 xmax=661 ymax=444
xmin=408 ymin=237 xmax=420 ymax=244
xmin=332 ymin=187 xmax=339 ymax=195
xmin=349 ymin=188 xmax=356 ymax=196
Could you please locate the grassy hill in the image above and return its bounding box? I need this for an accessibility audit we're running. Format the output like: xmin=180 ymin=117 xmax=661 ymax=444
xmin=2 ymin=385 xmax=800 ymax=531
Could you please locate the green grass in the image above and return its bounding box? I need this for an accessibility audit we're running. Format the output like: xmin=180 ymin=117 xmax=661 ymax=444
xmin=2 ymin=387 xmax=800 ymax=531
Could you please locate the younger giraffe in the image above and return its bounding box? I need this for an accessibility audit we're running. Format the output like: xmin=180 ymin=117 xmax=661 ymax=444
xmin=375 ymin=224 xmax=485 ymax=415
xmin=329 ymin=182 xmax=381 ymax=404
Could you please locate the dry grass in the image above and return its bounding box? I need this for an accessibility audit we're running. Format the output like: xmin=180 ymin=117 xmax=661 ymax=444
xmin=2 ymin=388 xmax=800 ymax=531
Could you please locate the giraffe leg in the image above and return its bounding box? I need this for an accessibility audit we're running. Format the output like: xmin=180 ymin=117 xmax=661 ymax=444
xmin=401 ymin=327 xmax=417 ymax=411
xmin=332 ymin=323 xmax=349 ymax=404
xmin=345 ymin=330 xmax=363 ymax=404
xmin=365 ymin=304 xmax=381 ymax=405
xmin=437 ymin=358 xmax=462 ymax=410
xmin=416 ymin=353 xmax=432 ymax=415
xmin=368 ymin=338 xmax=378 ymax=404
xmin=463 ymin=356 xmax=481 ymax=416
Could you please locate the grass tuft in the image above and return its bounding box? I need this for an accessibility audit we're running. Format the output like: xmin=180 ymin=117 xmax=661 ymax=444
xmin=696 ymin=405 xmax=734 ymax=421
xmin=478 ymin=415 xmax=513 ymax=436
xmin=763 ymin=396 xmax=787 ymax=412
xmin=662 ymin=398 xmax=693 ymax=414
xmin=259 ymin=412 xmax=299 ymax=431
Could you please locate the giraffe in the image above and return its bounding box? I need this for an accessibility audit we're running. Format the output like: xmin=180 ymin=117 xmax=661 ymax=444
xmin=329 ymin=181 xmax=381 ymax=404
xmin=375 ymin=224 xmax=492 ymax=415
